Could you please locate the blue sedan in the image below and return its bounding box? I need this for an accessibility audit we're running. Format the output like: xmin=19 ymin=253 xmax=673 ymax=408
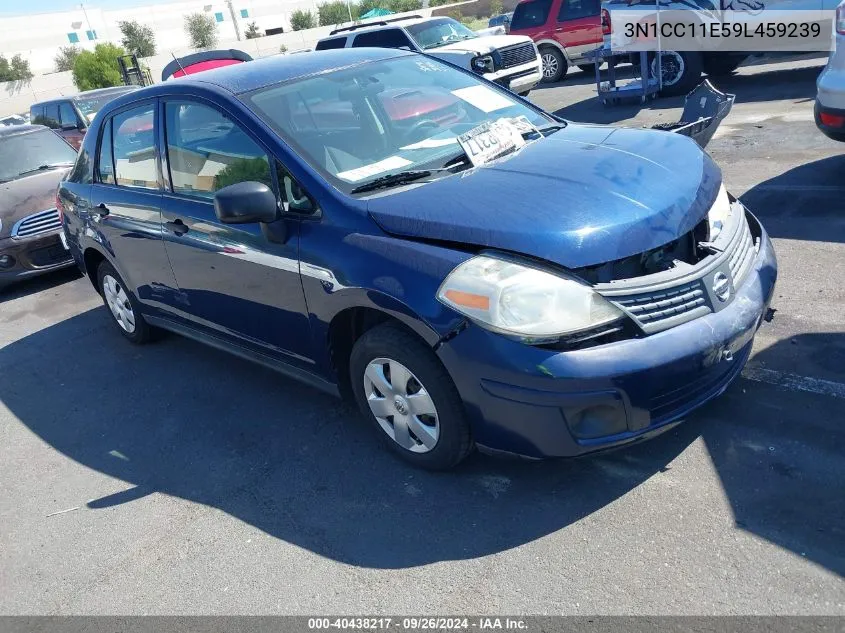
xmin=58 ymin=48 xmax=777 ymax=469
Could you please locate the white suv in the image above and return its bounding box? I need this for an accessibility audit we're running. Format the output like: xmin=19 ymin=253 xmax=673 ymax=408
xmin=316 ymin=15 xmax=543 ymax=96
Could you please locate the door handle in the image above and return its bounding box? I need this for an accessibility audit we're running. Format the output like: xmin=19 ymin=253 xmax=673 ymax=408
xmin=92 ymin=203 xmax=109 ymax=218
xmin=165 ymin=219 xmax=189 ymax=236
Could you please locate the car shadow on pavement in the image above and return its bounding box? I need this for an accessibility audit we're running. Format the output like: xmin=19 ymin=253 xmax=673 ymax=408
xmin=1 ymin=306 xmax=842 ymax=573
xmin=741 ymin=154 xmax=845 ymax=244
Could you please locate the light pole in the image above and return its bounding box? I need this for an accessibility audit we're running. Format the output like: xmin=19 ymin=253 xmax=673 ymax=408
xmin=226 ymin=0 xmax=242 ymax=40
xmin=80 ymin=2 xmax=95 ymax=39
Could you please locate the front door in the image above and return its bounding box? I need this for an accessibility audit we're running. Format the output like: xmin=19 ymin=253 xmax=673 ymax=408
xmin=158 ymin=98 xmax=313 ymax=368
xmin=90 ymin=99 xmax=178 ymax=314
xmin=554 ymin=0 xmax=601 ymax=59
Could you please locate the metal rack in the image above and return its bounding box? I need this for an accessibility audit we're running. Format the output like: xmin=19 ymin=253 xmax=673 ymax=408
xmin=587 ymin=47 xmax=661 ymax=106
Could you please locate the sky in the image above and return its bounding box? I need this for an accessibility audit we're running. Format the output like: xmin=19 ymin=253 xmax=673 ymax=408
xmin=0 ymin=0 xmax=161 ymax=15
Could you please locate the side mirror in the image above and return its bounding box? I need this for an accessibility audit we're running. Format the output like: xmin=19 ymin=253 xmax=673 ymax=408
xmin=213 ymin=181 xmax=279 ymax=224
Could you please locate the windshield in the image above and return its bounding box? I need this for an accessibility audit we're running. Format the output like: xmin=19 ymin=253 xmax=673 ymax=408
xmin=74 ymin=88 xmax=137 ymax=125
xmin=245 ymin=55 xmax=552 ymax=193
xmin=0 ymin=129 xmax=76 ymax=182
xmin=405 ymin=18 xmax=478 ymax=50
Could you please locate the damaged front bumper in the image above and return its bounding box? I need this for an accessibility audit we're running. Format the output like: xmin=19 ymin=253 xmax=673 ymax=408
xmin=436 ymin=210 xmax=777 ymax=459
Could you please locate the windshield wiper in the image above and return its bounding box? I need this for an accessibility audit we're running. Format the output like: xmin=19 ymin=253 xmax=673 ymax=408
xmin=350 ymin=170 xmax=435 ymax=194
xmin=16 ymin=163 xmax=73 ymax=178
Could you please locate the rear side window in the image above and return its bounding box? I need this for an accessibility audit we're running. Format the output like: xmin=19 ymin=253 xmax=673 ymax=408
xmin=511 ymin=0 xmax=553 ymax=29
xmin=352 ymin=29 xmax=413 ymax=49
xmin=112 ymin=104 xmax=158 ymax=190
xmin=97 ymin=119 xmax=115 ymax=185
xmin=316 ymin=37 xmax=348 ymax=50
xmin=59 ymin=102 xmax=78 ymax=128
xmin=164 ymin=101 xmax=272 ymax=199
xmin=30 ymin=105 xmax=44 ymax=124
xmin=40 ymin=104 xmax=60 ymax=129
xmin=557 ymin=0 xmax=599 ymax=21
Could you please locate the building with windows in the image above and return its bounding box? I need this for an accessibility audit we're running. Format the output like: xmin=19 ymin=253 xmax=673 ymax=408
xmin=1 ymin=0 xmax=316 ymax=74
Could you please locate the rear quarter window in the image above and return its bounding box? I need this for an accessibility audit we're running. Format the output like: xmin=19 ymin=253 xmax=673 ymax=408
xmin=316 ymin=37 xmax=348 ymax=50
xmin=511 ymin=0 xmax=554 ymax=29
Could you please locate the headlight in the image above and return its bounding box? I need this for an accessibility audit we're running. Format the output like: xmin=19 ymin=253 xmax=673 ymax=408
xmin=471 ymin=55 xmax=495 ymax=74
xmin=707 ymin=183 xmax=731 ymax=240
xmin=437 ymin=255 xmax=624 ymax=342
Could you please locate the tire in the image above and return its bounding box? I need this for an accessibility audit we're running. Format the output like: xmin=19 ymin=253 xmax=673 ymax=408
xmin=577 ymin=63 xmax=596 ymax=73
xmin=539 ymin=47 xmax=567 ymax=84
xmin=703 ymin=54 xmax=745 ymax=77
xmin=653 ymin=50 xmax=703 ymax=97
xmin=97 ymin=260 xmax=156 ymax=344
xmin=349 ymin=322 xmax=472 ymax=470
xmin=518 ymin=90 xmax=531 ymax=97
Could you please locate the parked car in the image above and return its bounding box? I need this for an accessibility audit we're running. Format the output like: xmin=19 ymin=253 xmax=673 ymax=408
xmin=30 ymin=86 xmax=140 ymax=150
xmin=816 ymin=0 xmax=845 ymax=141
xmin=315 ymin=16 xmax=542 ymax=96
xmin=161 ymin=49 xmax=254 ymax=81
xmin=0 ymin=114 xmax=27 ymax=127
xmin=509 ymin=0 xmax=602 ymax=82
xmin=0 ymin=125 xmax=77 ymax=289
xmin=59 ymin=49 xmax=777 ymax=470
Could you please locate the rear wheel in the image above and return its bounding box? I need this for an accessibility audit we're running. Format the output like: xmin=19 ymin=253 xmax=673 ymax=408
xmin=652 ymin=50 xmax=703 ymax=97
xmin=577 ymin=63 xmax=599 ymax=73
xmin=350 ymin=323 xmax=472 ymax=470
xmin=97 ymin=261 xmax=156 ymax=344
xmin=539 ymin=47 xmax=567 ymax=83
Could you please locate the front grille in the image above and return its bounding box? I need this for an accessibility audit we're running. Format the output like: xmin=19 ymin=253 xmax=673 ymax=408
xmin=728 ymin=216 xmax=755 ymax=286
xmin=612 ymin=280 xmax=710 ymax=334
xmin=497 ymin=43 xmax=536 ymax=69
xmin=12 ymin=209 xmax=62 ymax=239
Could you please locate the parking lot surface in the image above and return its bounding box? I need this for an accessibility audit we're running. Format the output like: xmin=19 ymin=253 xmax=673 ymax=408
xmin=1 ymin=55 xmax=844 ymax=615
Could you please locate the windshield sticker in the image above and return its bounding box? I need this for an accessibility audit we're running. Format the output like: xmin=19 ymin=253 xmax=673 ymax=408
xmin=415 ymin=60 xmax=445 ymax=72
xmin=451 ymin=86 xmax=515 ymax=113
xmin=337 ymin=156 xmax=413 ymax=182
xmin=457 ymin=118 xmax=526 ymax=167
xmin=400 ymin=137 xmax=459 ymax=151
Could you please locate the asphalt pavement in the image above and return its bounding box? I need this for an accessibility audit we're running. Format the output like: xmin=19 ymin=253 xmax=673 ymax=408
xmin=1 ymin=55 xmax=844 ymax=615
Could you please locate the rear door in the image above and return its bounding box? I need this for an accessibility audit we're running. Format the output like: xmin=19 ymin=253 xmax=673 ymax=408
xmin=158 ymin=97 xmax=313 ymax=367
xmin=89 ymin=99 xmax=178 ymax=313
xmin=554 ymin=0 xmax=601 ymax=57
xmin=351 ymin=28 xmax=416 ymax=50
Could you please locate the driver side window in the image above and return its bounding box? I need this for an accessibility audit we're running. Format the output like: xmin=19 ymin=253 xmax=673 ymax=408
xmin=164 ymin=101 xmax=272 ymax=200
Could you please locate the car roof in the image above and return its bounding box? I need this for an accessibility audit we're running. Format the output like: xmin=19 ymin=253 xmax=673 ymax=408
xmin=160 ymin=48 xmax=413 ymax=95
xmin=326 ymin=15 xmax=447 ymax=37
xmin=31 ymin=85 xmax=138 ymax=107
xmin=0 ymin=124 xmax=48 ymax=138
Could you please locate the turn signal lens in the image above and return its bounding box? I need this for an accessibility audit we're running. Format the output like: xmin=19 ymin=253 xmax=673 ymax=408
xmin=820 ymin=112 xmax=845 ymax=127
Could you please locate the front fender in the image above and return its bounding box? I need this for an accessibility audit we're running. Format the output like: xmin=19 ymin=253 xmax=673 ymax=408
xmin=534 ymin=39 xmax=571 ymax=62
xmin=298 ymin=224 xmax=472 ymax=379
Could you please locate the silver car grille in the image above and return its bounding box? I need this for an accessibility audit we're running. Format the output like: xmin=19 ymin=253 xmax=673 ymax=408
xmin=601 ymin=213 xmax=755 ymax=335
xmin=497 ymin=43 xmax=536 ymax=69
xmin=11 ymin=208 xmax=62 ymax=239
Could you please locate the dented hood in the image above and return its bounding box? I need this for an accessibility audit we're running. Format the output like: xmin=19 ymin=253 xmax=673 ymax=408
xmin=367 ymin=124 xmax=722 ymax=269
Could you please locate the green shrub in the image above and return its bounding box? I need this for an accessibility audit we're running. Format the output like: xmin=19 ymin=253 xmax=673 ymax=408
xmin=386 ymin=0 xmax=422 ymax=12
xmin=0 ymin=54 xmax=33 ymax=82
xmin=54 ymin=46 xmax=81 ymax=73
xmin=184 ymin=12 xmax=218 ymax=49
xmin=118 ymin=20 xmax=156 ymax=57
xmin=72 ymin=43 xmax=125 ymax=91
xmin=290 ymin=9 xmax=317 ymax=30
xmin=244 ymin=21 xmax=262 ymax=39
xmin=318 ymin=0 xmax=357 ymax=26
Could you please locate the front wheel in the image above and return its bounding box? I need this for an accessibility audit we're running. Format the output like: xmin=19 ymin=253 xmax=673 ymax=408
xmin=652 ymin=50 xmax=703 ymax=97
xmin=350 ymin=323 xmax=472 ymax=470
xmin=539 ymin=47 xmax=567 ymax=83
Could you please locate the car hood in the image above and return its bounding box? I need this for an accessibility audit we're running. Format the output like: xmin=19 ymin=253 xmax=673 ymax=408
xmin=433 ymin=34 xmax=533 ymax=55
xmin=0 ymin=169 xmax=67 ymax=238
xmin=366 ymin=124 xmax=722 ymax=269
